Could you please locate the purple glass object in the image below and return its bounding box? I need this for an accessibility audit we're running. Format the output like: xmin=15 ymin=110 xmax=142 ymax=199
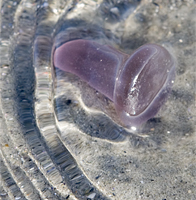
xmin=53 ymin=39 xmax=175 ymax=127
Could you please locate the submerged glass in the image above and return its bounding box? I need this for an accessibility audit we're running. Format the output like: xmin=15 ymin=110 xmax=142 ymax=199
xmin=0 ymin=0 xmax=195 ymax=200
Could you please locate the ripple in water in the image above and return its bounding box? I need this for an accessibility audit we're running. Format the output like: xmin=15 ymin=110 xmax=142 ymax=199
xmin=0 ymin=0 xmax=195 ymax=200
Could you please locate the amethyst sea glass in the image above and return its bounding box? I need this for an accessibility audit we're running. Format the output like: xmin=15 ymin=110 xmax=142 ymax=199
xmin=53 ymin=39 xmax=175 ymax=127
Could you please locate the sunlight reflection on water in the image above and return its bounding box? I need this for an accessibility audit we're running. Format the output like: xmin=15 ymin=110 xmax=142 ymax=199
xmin=0 ymin=0 xmax=195 ymax=199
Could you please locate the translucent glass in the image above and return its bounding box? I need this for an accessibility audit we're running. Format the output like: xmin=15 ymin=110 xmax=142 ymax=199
xmin=0 ymin=0 xmax=195 ymax=200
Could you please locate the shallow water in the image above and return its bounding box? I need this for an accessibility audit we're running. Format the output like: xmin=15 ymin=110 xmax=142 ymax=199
xmin=0 ymin=0 xmax=196 ymax=200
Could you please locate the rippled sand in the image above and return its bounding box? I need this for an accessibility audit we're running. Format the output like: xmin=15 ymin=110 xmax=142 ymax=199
xmin=0 ymin=0 xmax=195 ymax=199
